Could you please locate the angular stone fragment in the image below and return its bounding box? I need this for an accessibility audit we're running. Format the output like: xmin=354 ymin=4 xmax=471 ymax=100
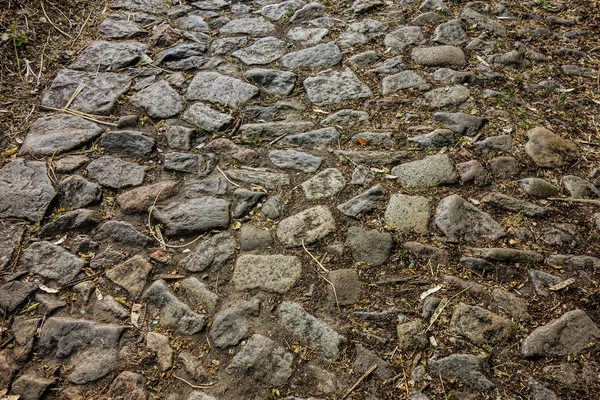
xmin=277 ymin=206 xmax=335 ymax=247
xmin=339 ymin=19 xmax=387 ymax=47
xmin=384 ymin=26 xmax=425 ymax=51
xmin=106 ymin=255 xmax=152 ymax=298
xmin=462 ymin=7 xmax=507 ymax=36
xmin=412 ymin=46 xmax=466 ymax=66
xmin=345 ymin=227 xmax=392 ymax=266
xmin=129 ymin=80 xmax=184 ymax=119
xmin=233 ymin=254 xmax=302 ymax=293
xmin=182 ymin=232 xmax=236 ymax=272
xmin=303 ymin=68 xmax=372 ymax=106
xmin=37 ymin=317 xmax=125 ymax=384
xmin=239 ymin=121 xmax=314 ymax=141
xmin=57 ymin=175 xmax=102 ymax=211
xmin=429 ymin=354 xmax=495 ymax=391
xmin=322 ymin=109 xmax=370 ymax=125
xmin=277 ymin=301 xmax=347 ymax=360
xmin=20 ymin=114 xmax=103 ymax=156
xmin=281 ymin=42 xmax=342 ymax=69
xmin=117 ymin=180 xmax=179 ymax=213
xmin=525 ymin=127 xmax=578 ymax=168
xmin=434 ymin=195 xmax=506 ymax=241
xmin=433 ymin=112 xmax=487 ymax=136
xmin=232 ymin=37 xmax=287 ymax=65
xmin=100 ymin=130 xmax=155 ymax=156
xmin=450 ymin=303 xmax=515 ymax=345
xmin=87 ymin=157 xmax=145 ymax=189
xmin=151 ymin=197 xmax=230 ymax=236
xmin=522 ymin=309 xmax=600 ymax=358
xmin=95 ymin=220 xmax=151 ymax=249
xmin=337 ymin=184 xmax=385 ymax=219
xmin=491 ymin=288 xmax=531 ymax=321
xmin=392 ymin=154 xmax=458 ymax=188
xmin=219 ymin=18 xmax=276 ymax=36
xmin=143 ymin=280 xmax=206 ymax=335
xmin=108 ymin=371 xmax=148 ymax=400
xmin=382 ymin=71 xmax=431 ymax=94
xmin=0 ymin=281 xmax=37 ymax=313
xmin=467 ymin=247 xmax=543 ymax=263
xmin=245 ymin=69 xmax=297 ymax=96
xmin=289 ymin=2 xmax=325 ymax=23
xmin=433 ymin=19 xmax=468 ymax=45
xmin=284 ymin=127 xmax=340 ymax=149
xmin=38 ymin=209 xmax=100 ymax=238
xmin=328 ymin=269 xmax=363 ymax=306
xmin=226 ymin=334 xmax=293 ymax=385
xmin=397 ymin=320 xmax=427 ymax=352
xmin=334 ymin=150 xmax=406 ymax=165
xmin=225 ymin=169 xmax=290 ymax=190
xmin=99 ymin=15 xmax=147 ymax=39
xmin=287 ymin=26 xmax=328 ymax=44
xmin=210 ymin=299 xmax=260 ymax=348
xmin=385 ymin=194 xmax=430 ymax=233
xmin=562 ymin=175 xmax=600 ymax=199
xmin=301 ymin=168 xmax=346 ymax=199
xmin=0 ymin=160 xmax=56 ymax=221
xmin=269 ymin=149 xmax=322 ymax=173
xmin=481 ymin=192 xmax=550 ymax=217
xmin=186 ymin=71 xmax=259 ymax=108
xmin=423 ymin=85 xmax=470 ymax=108
xmin=404 ymin=242 xmax=449 ymax=265
xmin=0 ymin=223 xmax=24 ymax=270
xmin=259 ymin=0 xmax=305 ymax=21
xmin=546 ymin=254 xmax=600 ymax=271
xmin=182 ymin=103 xmax=233 ymax=132
xmin=70 ymin=40 xmax=147 ymax=71
xmin=21 ymin=241 xmax=85 ymax=284
xmin=408 ymin=129 xmax=455 ymax=148
xmin=42 ymin=69 xmax=131 ymax=115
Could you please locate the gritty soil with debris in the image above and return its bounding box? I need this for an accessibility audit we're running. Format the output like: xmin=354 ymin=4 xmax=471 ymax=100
xmin=0 ymin=0 xmax=599 ymax=399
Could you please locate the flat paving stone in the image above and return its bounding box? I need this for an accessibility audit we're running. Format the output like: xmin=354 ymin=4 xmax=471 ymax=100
xmin=233 ymin=254 xmax=302 ymax=293
xmin=304 ymin=68 xmax=372 ymax=106
xmin=186 ymin=71 xmax=259 ymax=109
xmin=86 ymin=157 xmax=145 ymax=189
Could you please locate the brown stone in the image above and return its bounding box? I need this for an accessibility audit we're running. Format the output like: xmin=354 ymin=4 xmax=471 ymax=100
xmin=116 ymin=180 xmax=179 ymax=213
xmin=108 ymin=371 xmax=148 ymax=400
xmin=328 ymin=268 xmax=363 ymax=306
xmin=450 ymin=303 xmax=516 ymax=345
xmin=525 ymin=127 xmax=578 ymax=168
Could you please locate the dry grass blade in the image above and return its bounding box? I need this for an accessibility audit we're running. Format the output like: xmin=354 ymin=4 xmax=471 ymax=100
xmin=341 ymin=363 xmax=377 ymax=399
xmin=173 ymin=375 xmax=214 ymax=389
xmin=40 ymin=105 xmax=118 ymax=126
xmin=546 ymin=197 xmax=600 ymax=205
xmin=217 ymin=165 xmax=241 ymax=187
xmin=301 ymin=240 xmax=339 ymax=310
xmin=40 ymin=0 xmax=73 ymax=39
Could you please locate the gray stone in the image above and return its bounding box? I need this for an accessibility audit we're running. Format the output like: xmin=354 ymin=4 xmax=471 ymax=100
xmin=10 ymin=374 xmax=49 ymax=399
xmin=226 ymin=334 xmax=293 ymax=385
xmin=322 ymin=110 xmax=370 ymax=127
xmin=335 ymin=150 xmax=406 ymax=165
xmin=385 ymin=194 xmax=430 ymax=233
xmin=277 ymin=301 xmax=347 ymax=360
xmin=283 ymin=127 xmax=340 ymax=148
xmin=337 ymin=184 xmax=385 ymax=219
xmin=423 ymin=85 xmax=470 ymax=108
xmin=562 ymin=175 xmax=600 ymax=199
xmin=435 ymin=194 xmax=506 ymax=241
xmin=58 ymin=175 xmax=102 ymax=211
xmin=233 ymin=189 xmax=266 ymax=218
xmin=99 ymin=15 xmax=147 ymax=40
xmin=0 ymin=160 xmax=56 ymax=221
xmin=232 ymin=37 xmax=287 ymax=65
xmin=473 ymin=135 xmax=512 ymax=153
xmin=467 ymin=247 xmax=543 ymax=263
xmin=181 ymin=232 xmax=235 ymax=272
xmin=383 ymin=71 xmax=431 ymax=94
xmin=151 ymin=197 xmax=230 ymax=236
xmin=412 ymin=11 xmax=444 ymax=26
xmin=258 ymin=0 xmax=305 ymax=21
xmin=70 ymin=40 xmax=147 ymax=71
xmin=287 ymin=27 xmax=328 ymax=45
xmin=541 ymin=223 xmax=584 ymax=248
xmin=542 ymin=361 xmax=600 ymax=391
xmin=269 ymin=149 xmax=322 ymax=173
xmin=87 ymin=156 xmax=145 ymax=189
xmin=143 ymin=280 xmax=206 ymax=335
xmin=281 ymin=42 xmax=342 ymax=70
xmin=301 ymin=168 xmax=346 ymax=199
xmin=289 ymin=2 xmax=325 ymax=23
xmin=277 ymin=205 xmax=335 ymax=247
xmin=456 ymin=160 xmax=490 ymax=186
xmin=239 ymin=121 xmax=314 ymax=141
xmin=20 ymin=114 xmax=103 ymax=156
xmin=146 ymin=332 xmax=173 ymax=372
xmin=225 ymin=169 xmax=290 ymax=190
xmin=182 ymin=103 xmax=233 ymax=132
xmin=304 ymin=68 xmax=372 ymax=106
xmin=450 ymin=303 xmax=515 ymax=345
xmin=106 ymin=255 xmax=152 ymax=298
xmin=404 ymin=242 xmax=450 ymax=265
xmin=219 ymin=18 xmax=275 ymax=35
xmin=112 ymin=0 xmax=167 ymax=13
xmin=129 ymin=80 xmax=184 ymax=119
xmin=37 ymin=317 xmax=124 ymax=384
xmin=89 ymin=250 xmax=126 ymax=270
xmin=38 ymin=209 xmax=100 ymax=238
xmin=345 ymin=227 xmax=392 ymax=266
xmin=491 ymin=288 xmax=531 ymax=321
xmin=117 ymin=180 xmax=179 ymax=214
xmin=522 ymin=309 xmax=600 ymax=357
xmin=354 ymin=344 xmax=393 ymax=380
xmin=488 ymin=155 xmax=521 ymax=178
xmin=351 ymin=131 xmax=393 ymax=146
xmin=429 ymin=354 xmax=495 ymax=390
xmin=546 ymin=254 xmax=600 ymax=271
xmin=407 ymin=129 xmax=455 ymax=148
xmin=165 ymin=125 xmax=195 ymax=150
xmin=174 ymin=14 xmax=210 ymax=32
xmin=184 ymin=177 xmax=227 ymax=197
xmin=310 ymin=17 xmax=346 ymax=28
xmin=42 ymin=69 xmax=130 ymax=115
xmin=419 ymin=0 xmax=449 ymax=13
xmin=397 ymin=320 xmax=427 ymax=352
xmin=433 ymin=112 xmax=487 ymax=136
xmin=100 ymin=130 xmax=155 ymax=156
xmin=529 ymin=269 xmax=563 ymax=297
xmin=163 ymin=152 xmax=216 ymax=174
xmin=186 ymin=71 xmax=259 ymax=108
xmin=366 ymin=55 xmax=407 ymax=75
xmin=328 ymin=269 xmax=363 ymax=306
xmin=461 ymin=7 xmax=507 ymax=36
xmin=95 ymin=220 xmax=151 ymax=249
xmin=179 ymin=277 xmax=219 ymax=313
xmin=22 ymin=241 xmax=85 ymax=284
xmin=481 ymin=192 xmax=550 ymax=217
xmin=0 ymin=223 xmax=24 ymax=270
xmin=233 ymin=254 xmax=302 ymax=293
xmin=240 ymin=225 xmax=272 ymax=251
xmin=0 ymin=281 xmax=37 ymax=313
xmin=412 ymin=46 xmax=466 ymax=67
xmin=433 ymin=19 xmax=468 ymax=45
xmin=262 ymin=196 xmax=283 ymax=219
xmin=384 ymin=26 xmax=425 ymax=52
xmin=211 ymin=36 xmax=248 ymax=55
xmin=339 ymin=19 xmax=388 ymax=48
xmin=211 ymin=299 xmax=260 ymax=347
xmin=392 ymin=154 xmax=458 ymax=188
xmin=529 ymin=380 xmax=558 ymax=400
xmin=53 ymin=155 xmax=90 ymax=173
xmin=349 ymin=51 xmax=380 ymax=67
xmin=432 ymin=67 xmax=476 ymax=84
xmin=245 ymin=69 xmax=297 ymax=95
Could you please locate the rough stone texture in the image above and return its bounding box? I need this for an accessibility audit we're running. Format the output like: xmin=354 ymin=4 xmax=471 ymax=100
xmin=186 ymin=71 xmax=259 ymax=108
xmin=225 ymin=169 xmax=290 ymax=190
xmin=21 ymin=241 xmax=86 ymax=284
xmin=146 ymin=332 xmax=173 ymax=372
xmin=100 ymin=130 xmax=155 ymax=156
xmin=70 ymin=40 xmax=147 ymax=71
xmin=277 ymin=301 xmax=347 ymax=360
xmin=0 ymin=281 xmax=37 ymax=313
xmin=239 ymin=121 xmax=314 ymax=142
xmin=429 ymin=354 xmax=495 ymax=391
xmin=392 ymin=154 xmax=458 ymax=188
xmin=345 ymin=227 xmax=392 ymax=266
xmin=280 ymin=42 xmax=342 ymax=69
xmin=337 ymin=184 xmax=385 ymax=219
xmin=525 ymin=127 xmax=579 ymax=168
xmin=20 ymin=114 xmax=103 ymax=156
xmin=117 ymin=180 xmax=179 ymax=213
xmin=327 ymin=269 xmax=363 ymax=306
xmin=57 ymin=175 xmax=102 ymax=211
xmin=245 ymin=69 xmax=297 ymax=96
xmin=481 ymin=192 xmax=550 ymax=217
xmin=385 ymin=193 xmax=430 ymax=233
xmin=226 ymin=334 xmax=293 ymax=386
xmin=95 ymin=220 xmax=151 ymax=249
xmin=151 ymin=197 xmax=230 ymax=236
xmin=397 ymin=320 xmax=427 ymax=352
xmin=11 ymin=374 xmax=54 ymax=400
xmin=143 ymin=280 xmax=206 ymax=335
xmin=106 ymin=255 xmax=152 ymax=298
xmin=232 ymin=36 xmax=287 ymax=65
xmin=385 ymin=26 xmax=426 ymax=51
xmin=0 ymin=159 xmax=56 ymax=221
xmin=301 ymin=168 xmax=346 ymax=199
xmin=521 ymin=309 xmax=600 ymax=358
xmin=283 ymin=127 xmax=340 ymax=148
xmin=108 ymin=371 xmax=148 ymax=400
xmin=450 ymin=303 xmax=515 ymax=345
xmin=179 ymin=277 xmax=219 ymax=314
xmin=211 ymin=299 xmax=260 ymax=348
xmin=276 ymin=206 xmax=336 ymax=247
xmin=382 ymin=71 xmax=431 ymax=94
xmin=233 ymin=254 xmax=302 ymax=293
xmin=435 ymin=194 xmax=506 ymax=241
xmin=412 ymin=45 xmax=466 ymax=66
xmin=269 ymin=149 xmax=322 ymax=173
xmin=0 ymin=222 xmax=24 ymax=270
xmin=219 ymin=18 xmax=276 ymax=36
xmin=87 ymin=157 xmax=145 ymax=189
xmin=130 ymin=80 xmax=184 ymax=119
xmin=181 ymin=232 xmax=235 ymax=272
xmin=433 ymin=112 xmax=487 ymax=136
xmin=423 ymin=85 xmax=470 ymax=108
xmin=183 ymin=103 xmax=234 ymax=132
xmin=303 ymin=68 xmax=372 ymax=106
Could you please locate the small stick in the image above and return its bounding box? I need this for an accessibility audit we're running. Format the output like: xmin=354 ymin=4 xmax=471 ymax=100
xmin=216 ymin=166 xmax=241 ymax=187
xmin=268 ymin=132 xmax=288 ymax=146
xmin=301 ymin=240 xmax=329 ymax=273
xmin=37 ymin=32 xmax=50 ymax=86
xmin=397 ymin=352 xmax=410 ymax=399
xmin=301 ymin=240 xmax=339 ymax=310
xmin=173 ymin=375 xmax=214 ymax=389
xmin=341 ymin=364 xmax=377 ymax=399
xmin=547 ymin=197 xmax=600 ymax=206
xmin=40 ymin=105 xmax=118 ymax=126
xmin=439 ymin=372 xmax=449 ymax=400
xmin=40 ymin=0 xmax=73 ymax=39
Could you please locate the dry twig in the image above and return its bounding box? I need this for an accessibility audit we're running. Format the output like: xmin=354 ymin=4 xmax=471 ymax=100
xmin=341 ymin=364 xmax=377 ymax=399
xmin=173 ymin=375 xmax=214 ymax=389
